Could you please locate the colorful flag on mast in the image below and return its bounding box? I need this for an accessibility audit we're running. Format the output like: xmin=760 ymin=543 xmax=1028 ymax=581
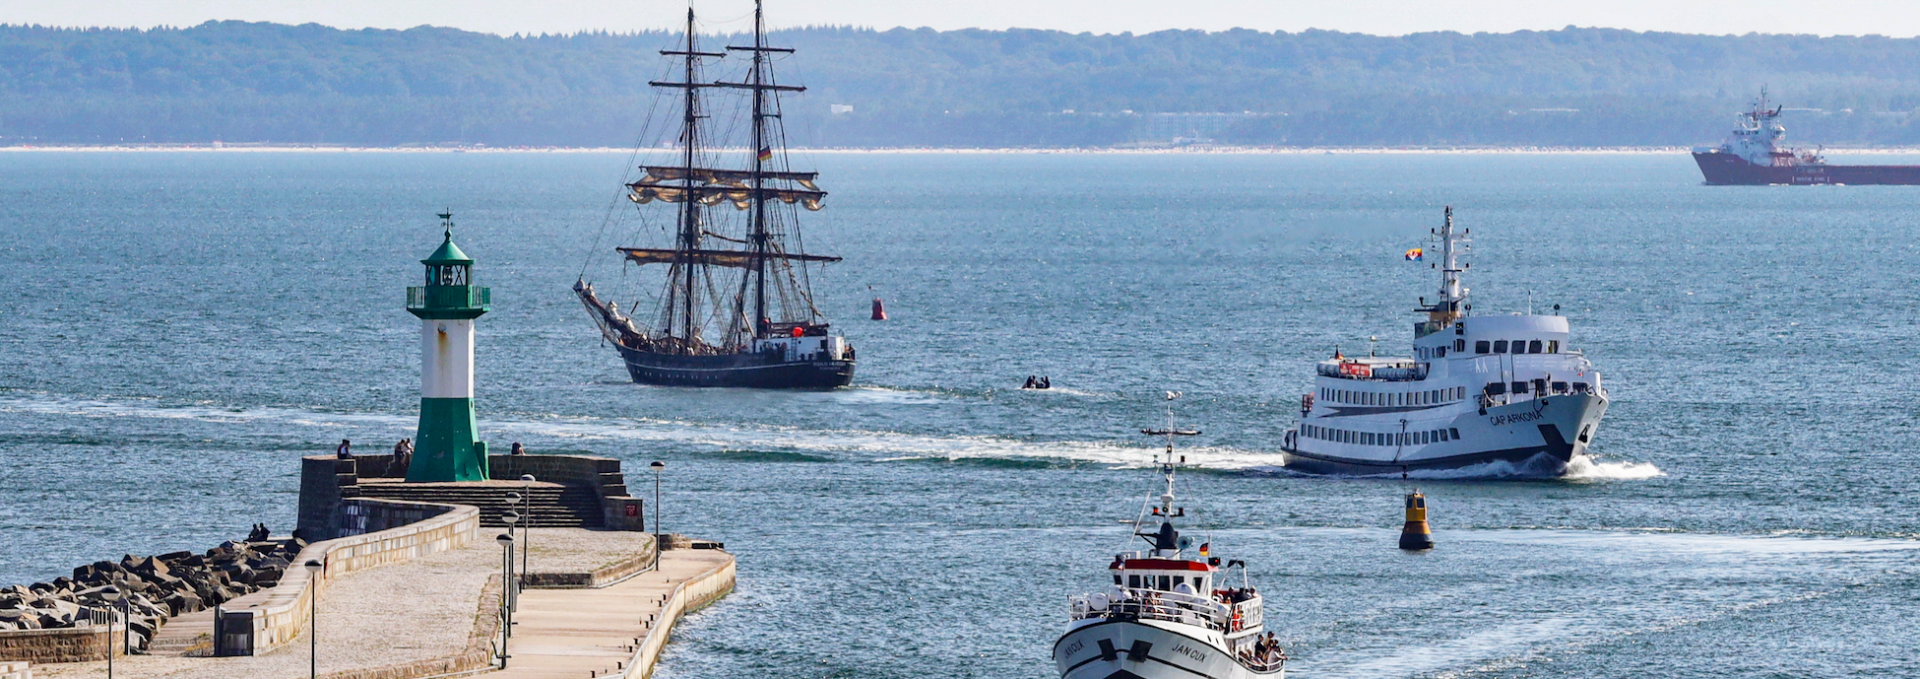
xmin=1198 ymin=542 xmax=1210 ymax=557
xmin=1404 ymin=248 xmax=1424 ymax=261
xmin=758 ymin=146 xmax=773 ymax=161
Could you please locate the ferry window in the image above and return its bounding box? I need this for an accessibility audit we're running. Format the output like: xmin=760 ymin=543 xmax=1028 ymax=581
xmin=1528 ymin=340 xmax=1543 ymax=354
xmin=1416 ymin=432 xmax=1426 ymax=444
xmin=1509 ymin=341 xmax=1524 ymax=355
xmin=1455 ymin=339 xmax=1466 ymax=352
xmin=1486 ymin=382 xmax=1507 ymax=395
xmin=1476 ymin=340 xmax=1490 ymax=354
xmin=1547 ymin=340 xmax=1559 ymax=353
xmin=1492 ymin=340 xmax=1508 ymax=353
xmin=1174 ymin=576 xmax=1186 ymax=588
xmin=1129 ymin=575 xmax=1140 ymax=588
xmin=1114 ymin=574 xmax=1123 ymax=585
xmin=1573 ymin=382 xmax=1589 ymax=393
xmin=1158 ymin=575 xmax=1171 ymax=591
xmin=1455 ymin=323 xmax=1465 ymax=335
xmin=1511 ymin=381 xmax=1528 ymax=394
xmin=1450 ymin=428 xmax=1461 ymax=439
xmin=1456 ymin=387 xmax=1466 ymax=399
xmin=1438 ymin=346 xmax=1448 ymax=357
xmin=1553 ymin=381 xmax=1569 ymax=394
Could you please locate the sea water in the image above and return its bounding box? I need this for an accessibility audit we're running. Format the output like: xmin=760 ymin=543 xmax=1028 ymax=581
xmin=1 ymin=151 xmax=1916 ymax=677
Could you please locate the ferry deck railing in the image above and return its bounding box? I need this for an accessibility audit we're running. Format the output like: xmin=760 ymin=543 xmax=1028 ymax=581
xmin=1068 ymin=589 xmax=1263 ymax=634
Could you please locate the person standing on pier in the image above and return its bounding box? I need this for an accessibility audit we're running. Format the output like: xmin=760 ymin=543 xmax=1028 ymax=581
xmin=336 ymin=439 xmax=353 ymax=459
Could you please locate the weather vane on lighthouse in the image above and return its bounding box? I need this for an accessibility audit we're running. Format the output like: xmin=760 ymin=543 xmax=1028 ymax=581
xmin=405 ymin=210 xmax=492 ymax=482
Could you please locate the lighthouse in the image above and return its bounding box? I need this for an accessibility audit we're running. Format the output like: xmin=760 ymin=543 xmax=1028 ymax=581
xmin=405 ymin=211 xmax=491 ymax=482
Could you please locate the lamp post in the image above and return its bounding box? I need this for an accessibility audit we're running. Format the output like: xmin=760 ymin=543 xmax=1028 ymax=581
xmin=495 ymin=533 xmax=514 ymax=668
xmin=519 ymin=473 xmax=536 ymax=577
xmin=100 ymin=585 xmax=120 ymax=679
xmin=501 ymin=511 xmax=520 ymax=612
xmin=649 ymin=461 xmax=664 ymax=570
xmin=303 ymin=559 xmax=323 ymax=679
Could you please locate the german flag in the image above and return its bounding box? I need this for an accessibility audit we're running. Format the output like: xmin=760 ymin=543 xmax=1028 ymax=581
xmin=757 ymin=146 xmax=773 ymax=162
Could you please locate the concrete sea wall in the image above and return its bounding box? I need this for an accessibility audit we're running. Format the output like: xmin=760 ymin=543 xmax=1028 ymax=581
xmin=215 ymin=498 xmax=478 ymax=656
xmin=623 ymin=552 xmax=735 ymax=679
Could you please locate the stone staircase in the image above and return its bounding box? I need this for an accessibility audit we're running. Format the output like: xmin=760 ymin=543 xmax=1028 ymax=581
xmin=353 ymin=481 xmax=604 ymax=528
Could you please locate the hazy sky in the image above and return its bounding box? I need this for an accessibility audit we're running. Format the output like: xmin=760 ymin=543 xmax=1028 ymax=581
xmin=5 ymin=0 xmax=1920 ymax=37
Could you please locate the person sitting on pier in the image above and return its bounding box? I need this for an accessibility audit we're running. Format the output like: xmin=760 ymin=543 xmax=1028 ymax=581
xmin=336 ymin=439 xmax=353 ymax=459
xmin=511 ymin=442 xmax=525 ymax=456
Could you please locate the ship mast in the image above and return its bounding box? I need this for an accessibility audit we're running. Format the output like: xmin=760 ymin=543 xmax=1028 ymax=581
xmin=650 ymin=8 xmax=725 ymax=350
xmin=1419 ymin=206 xmax=1470 ymax=332
xmin=725 ymin=0 xmax=803 ymax=341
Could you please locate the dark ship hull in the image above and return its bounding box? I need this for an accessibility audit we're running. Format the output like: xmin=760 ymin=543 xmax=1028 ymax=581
xmin=616 ymin=344 xmax=853 ymax=388
xmin=1694 ymin=151 xmax=1920 ymax=185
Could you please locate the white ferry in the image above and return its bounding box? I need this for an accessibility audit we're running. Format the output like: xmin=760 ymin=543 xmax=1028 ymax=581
xmin=1280 ymin=208 xmax=1609 ymax=476
xmin=1055 ymin=403 xmax=1287 ymax=679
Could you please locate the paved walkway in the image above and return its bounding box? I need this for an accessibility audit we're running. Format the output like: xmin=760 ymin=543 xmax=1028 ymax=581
xmin=31 ymin=529 xmax=659 ymax=679
xmin=494 ymin=549 xmax=733 ymax=679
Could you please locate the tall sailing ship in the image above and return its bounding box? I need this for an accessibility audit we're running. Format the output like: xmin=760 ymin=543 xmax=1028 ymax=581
xmin=575 ymin=1 xmax=855 ymax=388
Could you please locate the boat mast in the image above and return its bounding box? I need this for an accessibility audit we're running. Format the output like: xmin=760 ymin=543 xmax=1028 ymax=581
xmin=723 ymin=0 xmax=801 ymax=340
xmin=749 ymin=1 xmax=769 ymax=338
xmin=651 ymin=7 xmax=724 ymax=349
xmin=1423 ymin=206 xmax=1470 ymax=331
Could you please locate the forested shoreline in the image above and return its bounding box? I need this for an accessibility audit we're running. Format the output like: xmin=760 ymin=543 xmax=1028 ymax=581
xmin=6 ymin=21 xmax=1920 ymax=147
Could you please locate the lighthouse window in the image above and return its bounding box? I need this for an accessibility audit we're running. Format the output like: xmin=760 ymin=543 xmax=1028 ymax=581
xmin=1492 ymin=340 xmax=1508 ymax=353
xmin=1528 ymin=340 xmax=1543 ymax=353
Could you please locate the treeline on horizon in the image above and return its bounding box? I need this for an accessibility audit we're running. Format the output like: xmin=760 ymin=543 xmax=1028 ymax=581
xmin=8 ymin=21 xmax=1920 ymax=147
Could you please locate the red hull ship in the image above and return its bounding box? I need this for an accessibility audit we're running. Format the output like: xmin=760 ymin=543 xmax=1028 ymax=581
xmin=1692 ymin=90 xmax=1920 ymax=186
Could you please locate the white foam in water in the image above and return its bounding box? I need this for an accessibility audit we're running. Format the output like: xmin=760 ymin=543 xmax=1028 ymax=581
xmin=1562 ymin=455 xmax=1665 ymax=480
xmin=0 ymin=393 xmax=1659 ymax=480
xmin=0 ymin=392 xmax=1272 ymax=469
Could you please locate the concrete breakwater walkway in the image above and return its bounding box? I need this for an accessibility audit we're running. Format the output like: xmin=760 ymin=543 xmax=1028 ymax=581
xmin=24 ymin=529 xmax=733 ymax=679
xmin=496 ymin=548 xmax=734 ymax=679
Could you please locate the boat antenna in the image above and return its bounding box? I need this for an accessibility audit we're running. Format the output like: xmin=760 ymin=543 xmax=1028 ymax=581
xmin=1138 ymin=391 xmax=1200 ymax=544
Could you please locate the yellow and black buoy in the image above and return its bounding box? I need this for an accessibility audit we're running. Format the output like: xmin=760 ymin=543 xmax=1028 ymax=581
xmin=1399 ymin=490 xmax=1435 ymax=550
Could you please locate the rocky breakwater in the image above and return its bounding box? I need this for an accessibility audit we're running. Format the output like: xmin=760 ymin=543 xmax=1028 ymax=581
xmin=0 ymin=536 xmax=304 ymax=653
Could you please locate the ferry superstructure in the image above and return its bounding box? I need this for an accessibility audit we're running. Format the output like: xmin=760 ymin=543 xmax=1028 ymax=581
xmin=1279 ymin=208 xmax=1608 ymax=476
xmin=1055 ymin=403 xmax=1287 ymax=679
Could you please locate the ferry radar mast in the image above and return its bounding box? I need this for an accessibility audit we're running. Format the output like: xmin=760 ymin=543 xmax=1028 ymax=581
xmin=1416 ymin=206 xmax=1471 ymax=336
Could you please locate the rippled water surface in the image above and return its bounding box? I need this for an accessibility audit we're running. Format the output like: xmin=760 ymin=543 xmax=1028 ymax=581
xmin=1 ymin=151 xmax=1917 ymax=678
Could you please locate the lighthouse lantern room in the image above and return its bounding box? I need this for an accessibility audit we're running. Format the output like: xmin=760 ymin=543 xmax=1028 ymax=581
xmin=405 ymin=211 xmax=491 ymax=482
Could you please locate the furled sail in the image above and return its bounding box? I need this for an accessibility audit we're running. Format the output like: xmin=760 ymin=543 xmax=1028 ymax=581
xmin=627 ymin=183 xmax=826 ymax=211
xmin=619 ymin=247 xmax=843 ymax=269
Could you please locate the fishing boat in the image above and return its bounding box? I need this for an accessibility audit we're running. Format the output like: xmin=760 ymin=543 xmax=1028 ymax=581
xmin=1055 ymin=396 xmax=1287 ymax=679
xmin=575 ymin=1 xmax=855 ymax=388
xmin=1279 ymin=207 xmax=1609 ymax=476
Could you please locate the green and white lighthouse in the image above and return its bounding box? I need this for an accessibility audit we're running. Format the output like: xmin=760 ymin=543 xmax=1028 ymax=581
xmin=405 ymin=211 xmax=491 ymax=482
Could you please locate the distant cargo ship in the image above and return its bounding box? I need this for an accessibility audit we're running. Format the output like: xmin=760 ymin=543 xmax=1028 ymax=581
xmin=1692 ymin=90 xmax=1920 ymax=185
